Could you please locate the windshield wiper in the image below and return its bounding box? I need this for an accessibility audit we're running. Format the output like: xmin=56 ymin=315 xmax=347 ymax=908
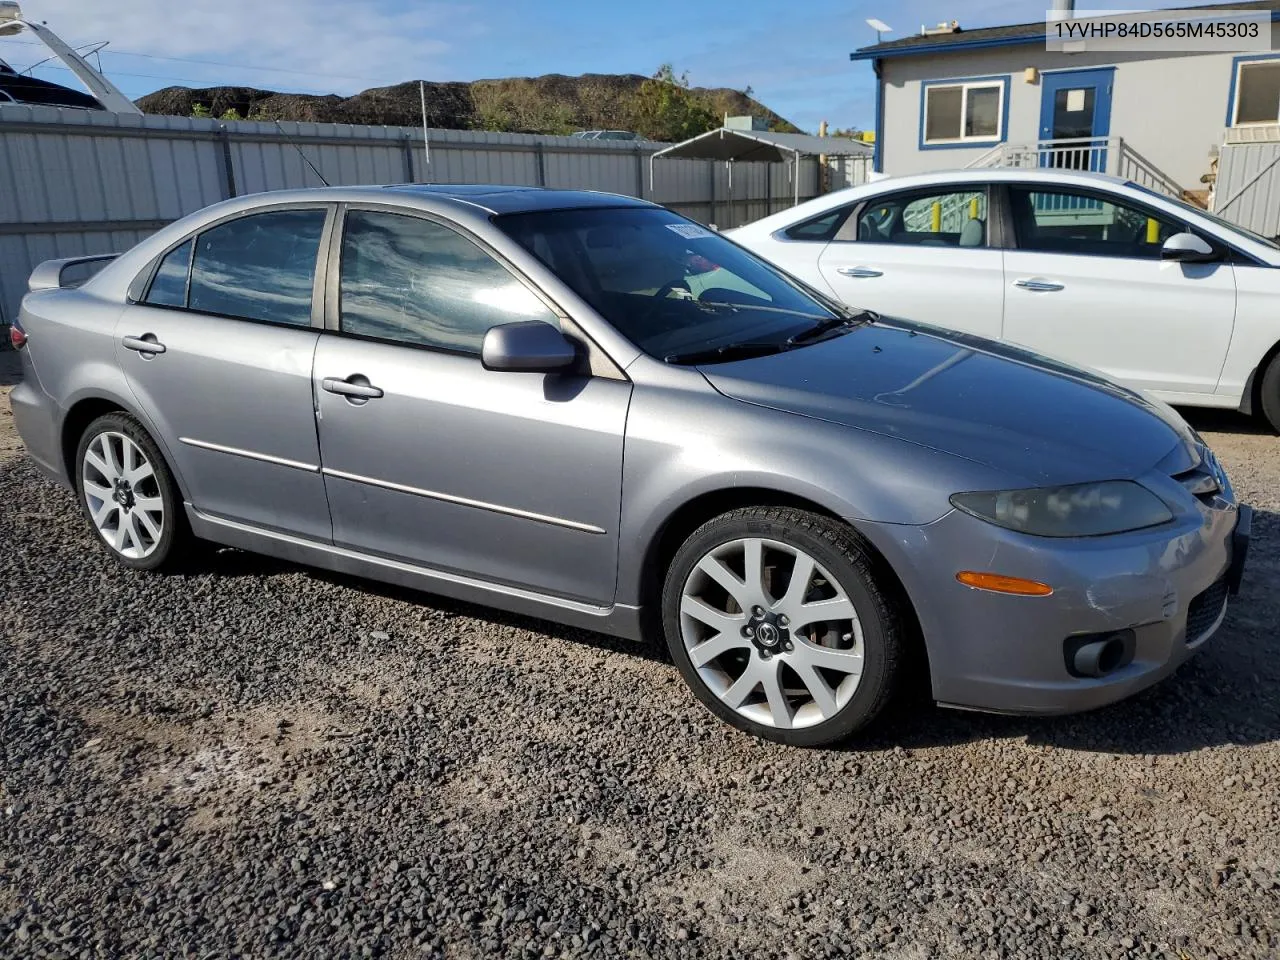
xmin=664 ymin=341 xmax=792 ymax=365
xmin=788 ymin=308 xmax=874 ymax=345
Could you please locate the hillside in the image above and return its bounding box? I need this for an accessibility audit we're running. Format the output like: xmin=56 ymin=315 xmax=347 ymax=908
xmin=136 ymin=73 xmax=801 ymax=141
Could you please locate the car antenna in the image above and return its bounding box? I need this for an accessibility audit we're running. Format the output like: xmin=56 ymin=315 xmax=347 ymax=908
xmin=273 ymin=119 xmax=331 ymax=187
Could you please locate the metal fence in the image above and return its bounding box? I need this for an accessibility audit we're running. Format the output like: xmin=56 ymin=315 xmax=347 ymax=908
xmin=0 ymin=104 xmax=868 ymax=330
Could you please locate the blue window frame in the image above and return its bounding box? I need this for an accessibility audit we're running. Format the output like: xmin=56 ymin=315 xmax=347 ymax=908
xmin=918 ymin=75 xmax=1010 ymax=151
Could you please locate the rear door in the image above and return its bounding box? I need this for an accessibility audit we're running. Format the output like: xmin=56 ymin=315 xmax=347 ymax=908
xmin=1000 ymin=183 xmax=1236 ymax=396
xmin=312 ymin=206 xmax=630 ymax=604
xmin=118 ymin=205 xmax=333 ymax=541
xmin=816 ymin=184 xmax=1005 ymax=339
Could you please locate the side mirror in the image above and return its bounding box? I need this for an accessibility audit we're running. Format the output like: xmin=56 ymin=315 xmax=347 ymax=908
xmin=481 ymin=320 xmax=578 ymax=373
xmin=1161 ymin=232 xmax=1216 ymax=263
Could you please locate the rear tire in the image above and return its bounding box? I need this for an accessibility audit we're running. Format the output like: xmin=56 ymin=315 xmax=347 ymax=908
xmin=74 ymin=412 xmax=191 ymax=572
xmin=1258 ymin=355 xmax=1280 ymax=434
xmin=661 ymin=506 xmax=904 ymax=747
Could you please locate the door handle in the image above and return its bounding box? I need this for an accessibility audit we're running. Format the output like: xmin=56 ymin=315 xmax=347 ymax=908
xmin=1013 ymin=278 xmax=1065 ymax=292
xmin=322 ymin=376 xmax=384 ymax=400
xmin=835 ymin=266 xmax=884 ymax=278
xmin=122 ymin=334 xmax=166 ymax=355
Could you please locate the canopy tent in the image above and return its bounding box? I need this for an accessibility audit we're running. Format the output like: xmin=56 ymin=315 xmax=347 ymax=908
xmin=649 ymin=128 xmax=873 ymax=206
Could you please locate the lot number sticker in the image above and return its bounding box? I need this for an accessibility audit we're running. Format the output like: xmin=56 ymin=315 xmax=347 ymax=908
xmin=665 ymin=223 xmax=715 ymax=240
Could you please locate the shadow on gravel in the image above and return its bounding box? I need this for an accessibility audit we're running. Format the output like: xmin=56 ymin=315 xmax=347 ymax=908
xmin=199 ymin=545 xmax=670 ymax=661
xmin=0 ymin=349 xmax=21 ymax=386
xmin=1178 ymin=406 xmax=1272 ymax=436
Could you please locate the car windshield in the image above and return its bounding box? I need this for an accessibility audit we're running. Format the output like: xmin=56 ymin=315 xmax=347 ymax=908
xmin=1126 ymin=181 xmax=1280 ymax=251
xmin=495 ymin=206 xmax=851 ymax=361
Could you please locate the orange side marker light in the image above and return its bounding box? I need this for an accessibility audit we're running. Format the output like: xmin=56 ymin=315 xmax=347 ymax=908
xmin=956 ymin=571 xmax=1054 ymax=596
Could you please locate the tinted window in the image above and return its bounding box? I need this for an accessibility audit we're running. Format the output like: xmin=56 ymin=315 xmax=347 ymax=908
xmin=188 ymin=209 xmax=326 ymax=326
xmin=1009 ymin=187 xmax=1181 ymax=259
xmin=145 ymin=239 xmax=193 ymax=307
xmin=339 ymin=210 xmax=558 ymax=353
xmin=497 ymin=206 xmax=847 ymax=361
xmin=784 ymin=207 xmax=852 ymax=242
xmin=846 ymin=189 xmax=987 ymax=248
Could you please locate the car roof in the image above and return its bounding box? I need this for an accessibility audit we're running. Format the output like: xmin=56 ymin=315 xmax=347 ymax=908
xmin=865 ymin=167 xmax=1131 ymax=191
xmin=337 ymin=183 xmax=658 ymax=215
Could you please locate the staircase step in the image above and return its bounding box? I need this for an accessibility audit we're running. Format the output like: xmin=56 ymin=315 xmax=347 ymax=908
xmin=1181 ymin=189 xmax=1210 ymax=209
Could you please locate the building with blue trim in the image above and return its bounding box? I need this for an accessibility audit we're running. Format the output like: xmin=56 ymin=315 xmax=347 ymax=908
xmin=852 ymin=1 xmax=1280 ymax=198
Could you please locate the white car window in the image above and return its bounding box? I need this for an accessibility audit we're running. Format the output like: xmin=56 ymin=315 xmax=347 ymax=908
xmin=837 ymin=189 xmax=988 ymax=248
xmin=1008 ymin=187 xmax=1183 ymax=260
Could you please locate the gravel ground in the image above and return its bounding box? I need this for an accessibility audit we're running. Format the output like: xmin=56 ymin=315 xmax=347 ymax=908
xmin=1 ymin=352 xmax=1278 ymax=959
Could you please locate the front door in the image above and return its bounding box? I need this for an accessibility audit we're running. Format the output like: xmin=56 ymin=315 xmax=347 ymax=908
xmin=1001 ymin=183 xmax=1236 ymax=397
xmin=1039 ymin=68 xmax=1114 ymax=172
xmin=118 ymin=205 xmax=334 ymax=541
xmin=314 ymin=207 xmax=630 ymax=605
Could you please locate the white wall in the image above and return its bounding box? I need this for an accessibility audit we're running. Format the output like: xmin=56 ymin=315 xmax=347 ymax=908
xmin=879 ymin=45 xmax=1243 ymax=188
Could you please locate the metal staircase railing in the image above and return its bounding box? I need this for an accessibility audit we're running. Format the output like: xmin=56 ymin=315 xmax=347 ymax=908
xmin=965 ymin=136 xmax=1184 ymax=198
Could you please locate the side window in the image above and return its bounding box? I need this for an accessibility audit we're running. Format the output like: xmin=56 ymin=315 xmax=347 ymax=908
xmin=784 ymin=207 xmax=852 ymax=242
xmin=339 ymin=210 xmax=557 ymax=353
xmin=1008 ymin=187 xmax=1182 ymax=259
xmin=188 ymin=209 xmax=327 ymax=326
xmin=840 ymin=189 xmax=988 ymax=248
xmin=144 ymin=239 xmax=193 ymax=307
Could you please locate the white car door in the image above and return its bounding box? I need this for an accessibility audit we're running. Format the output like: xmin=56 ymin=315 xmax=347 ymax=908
xmin=1001 ymin=183 xmax=1236 ymax=398
xmin=814 ymin=185 xmax=1005 ymax=340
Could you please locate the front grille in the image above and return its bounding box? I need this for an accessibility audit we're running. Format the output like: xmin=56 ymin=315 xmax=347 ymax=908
xmin=1172 ymin=463 xmax=1220 ymax=505
xmin=1185 ymin=578 xmax=1228 ymax=643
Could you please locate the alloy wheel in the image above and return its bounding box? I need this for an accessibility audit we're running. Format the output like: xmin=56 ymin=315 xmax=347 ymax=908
xmin=81 ymin=430 xmax=165 ymax=560
xmin=679 ymin=537 xmax=864 ymax=730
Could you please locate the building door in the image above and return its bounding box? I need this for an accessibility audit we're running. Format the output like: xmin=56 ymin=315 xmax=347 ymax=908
xmin=1039 ymin=68 xmax=1114 ymax=172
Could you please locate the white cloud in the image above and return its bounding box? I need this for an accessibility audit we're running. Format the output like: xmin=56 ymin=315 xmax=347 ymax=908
xmin=7 ymin=0 xmax=477 ymax=94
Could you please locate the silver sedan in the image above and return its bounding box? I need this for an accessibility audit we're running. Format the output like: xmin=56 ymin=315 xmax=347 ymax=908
xmin=8 ymin=185 xmax=1251 ymax=746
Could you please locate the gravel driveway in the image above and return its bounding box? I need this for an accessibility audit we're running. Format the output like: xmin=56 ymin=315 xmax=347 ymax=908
xmin=1 ymin=352 xmax=1277 ymax=959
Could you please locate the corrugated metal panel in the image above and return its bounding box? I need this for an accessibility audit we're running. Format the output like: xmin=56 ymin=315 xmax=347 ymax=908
xmin=0 ymin=105 xmax=844 ymax=328
xmin=1213 ymin=141 xmax=1280 ymax=238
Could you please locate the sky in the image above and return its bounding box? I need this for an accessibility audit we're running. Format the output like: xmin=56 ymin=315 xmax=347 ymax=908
xmin=0 ymin=1 xmax=1191 ymax=133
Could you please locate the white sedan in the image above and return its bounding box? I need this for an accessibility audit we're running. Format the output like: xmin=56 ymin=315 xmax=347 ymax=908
xmin=727 ymin=168 xmax=1280 ymax=430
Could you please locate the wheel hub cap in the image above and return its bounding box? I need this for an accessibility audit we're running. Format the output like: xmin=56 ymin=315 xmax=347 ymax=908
xmin=112 ymin=478 xmax=135 ymax=511
xmin=745 ymin=609 xmax=790 ymax=657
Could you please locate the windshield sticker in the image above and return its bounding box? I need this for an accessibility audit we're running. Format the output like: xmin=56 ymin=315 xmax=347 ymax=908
xmin=665 ymin=222 xmax=715 ymax=240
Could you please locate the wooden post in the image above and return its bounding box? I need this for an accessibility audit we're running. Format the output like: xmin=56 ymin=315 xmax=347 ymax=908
xmin=818 ymin=119 xmax=829 ymax=195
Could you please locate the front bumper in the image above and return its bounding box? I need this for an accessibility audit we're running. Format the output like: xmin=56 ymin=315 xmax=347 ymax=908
xmin=858 ymin=489 xmax=1247 ymax=716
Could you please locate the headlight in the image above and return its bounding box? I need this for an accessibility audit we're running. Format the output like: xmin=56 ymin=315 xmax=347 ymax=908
xmin=950 ymin=480 xmax=1173 ymax=537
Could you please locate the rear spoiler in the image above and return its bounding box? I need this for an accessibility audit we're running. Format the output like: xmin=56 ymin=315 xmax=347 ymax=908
xmin=28 ymin=254 xmax=119 ymax=293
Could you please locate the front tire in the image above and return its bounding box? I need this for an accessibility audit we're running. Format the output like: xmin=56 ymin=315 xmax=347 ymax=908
xmin=75 ymin=412 xmax=189 ymax=571
xmin=661 ymin=507 xmax=904 ymax=747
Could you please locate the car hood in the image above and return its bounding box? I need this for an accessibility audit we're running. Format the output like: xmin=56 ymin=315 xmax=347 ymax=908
xmin=700 ymin=316 xmax=1199 ymax=487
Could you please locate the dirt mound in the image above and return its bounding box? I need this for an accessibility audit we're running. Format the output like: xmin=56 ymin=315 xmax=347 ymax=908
xmin=136 ymin=73 xmax=799 ymax=139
